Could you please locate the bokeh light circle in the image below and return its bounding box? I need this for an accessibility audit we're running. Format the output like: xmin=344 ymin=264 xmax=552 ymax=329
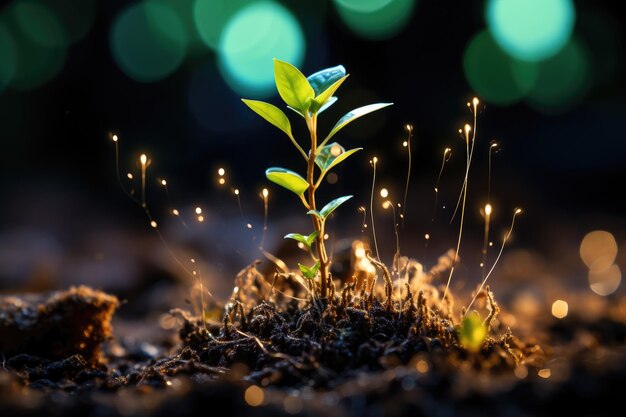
xmin=486 ymin=0 xmax=576 ymax=62
xmin=463 ymin=31 xmax=538 ymax=106
xmin=13 ymin=1 xmax=67 ymax=48
xmin=193 ymin=0 xmax=254 ymax=51
xmin=589 ymin=264 xmax=622 ymax=296
xmin=333 ymin=0 xmax=415 ymax=40
xmin=217 ymin=1 xmax=305 ymax=96
xmin=525 ymin=39 xmax=591 ymax=112
xmin=1 ymin=3 xmax=68 ymax=91
xmin=579 ymin=230 xmax=618 ymax=272
xmin=110 ymin=2 xmax=187 ymax=83
xmin=46 ymin=0 xmax=97 ymax=44
xmin=0 ymin=23 xmax=17 ymax=93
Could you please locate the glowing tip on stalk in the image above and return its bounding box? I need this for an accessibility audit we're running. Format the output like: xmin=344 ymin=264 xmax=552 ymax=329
xmin=140 ymin=154 xmax=147 ymax=165
xmin=403 ymin=141 xmax=408 ymax=147
xmin=405 ymin=124 xmax=413 ymax=132
xmin=197 ymin=215 xmax=204 ymax=222
xmin=485 ymin=203 xmax=492 ymax=216
xmin=382 ymin=200 xmax=391 ymax=209
xmin=161 ymin=179 xmax=167 ymax=186
xmin=515 ymin=208 xmax=523 ymax=215
xmin=150 ymin=220 xmax=157 ymax=228
xmin=127 ymin=173 xmax=133 ymax=179
xmin=234 ymin=189 xmax=239 ymax=195
xmin=380 ymin=188 xmax=389 ymax=198
xmin=218 ymin=178 xmax=226 ymax=185
xmin=112 ymin=134 xmax=118 ymax=142
xmin=195 ymin=207 xmax=202 ymax=214
xmin=472 ymin=97 xmax=479 ymax=107
xmin=218 ymin=167 xmax=225 ymax=176
xmin=262 ymin=188 xmax=269 ymax=198
xmin=172 ymin=209 xmax=179 ymax=216
xmin=372 ymin=157 xmax=378 ymax=164
xmin=490 ymin=142 xmax=499 ymax=149
xmin=464 ymin=124 xmax=471 ymax=134
xmin=425 ymin=233 xmax=430 ymax=240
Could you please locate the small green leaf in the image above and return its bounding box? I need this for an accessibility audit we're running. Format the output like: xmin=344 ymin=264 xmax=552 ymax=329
xmin=307 ymin=65 xmax=346 ymax=96
xmin=306 ymin=209 xmax=323 ymax=220
xmin=284 ymin=231 xmax=319 ymax=248
xmin=305 ymin=231 xmax=320 ymax=246
xmin=241 ymin=99 xmax=293 ymax=139
xmin=320 ymin=103 xmax=394 ymax=148
xmin=310 ymin=75 xmax=348 ymax=113
xmin=319 ymin=195 xmax=353 ymax=219
xmin=319 ymin=97 xmax=338 ymax=114
xmin=298 ymin=261 xmax=320 ymax=279
xmin=458 ymin=312 xmax=488 ymax=352
xmin=315 ymin=143 xmax=361 ymax=172
xmin=266 ymin=167 xmax=309 ymax=196
xmin=274 ymin=59 xmax=314 ymax=113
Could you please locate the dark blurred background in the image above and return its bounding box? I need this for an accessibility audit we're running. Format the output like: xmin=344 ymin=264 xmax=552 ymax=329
xmin=0 ymin=0 xmax=624 ymax=303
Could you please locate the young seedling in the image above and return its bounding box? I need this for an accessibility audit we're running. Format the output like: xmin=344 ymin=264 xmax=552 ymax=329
xmin=242 ymin=59 xmax=392 ymax=299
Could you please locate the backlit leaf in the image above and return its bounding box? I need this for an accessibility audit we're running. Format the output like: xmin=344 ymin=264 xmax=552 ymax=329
xmin=307 ymin=65 xmax=346 ymax=96
xmin=284 ymin=231 xmax=319 ymax=248
xmin=310 ymin=75 xmax=348 ymax=113
xmin=319 ymin=195 xmax=353 ymax=219
xmin=298 ymin=261 xmax=320 ymax=279
xmin=265 ymin=167 xmax=309 ymax=196
xmin=315 ymin=143 xmax=361 ymax=172
xmin=274 ymin=59 xmax=314 ymax=113
xmin=320 ymin=103 xmax=393 ymax=148
xmin=241 ymin=99 xmax=293 ymax=140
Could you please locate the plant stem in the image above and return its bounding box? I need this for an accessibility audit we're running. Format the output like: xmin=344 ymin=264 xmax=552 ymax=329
xmin=306 ymin=113 xmax=329 ymax=299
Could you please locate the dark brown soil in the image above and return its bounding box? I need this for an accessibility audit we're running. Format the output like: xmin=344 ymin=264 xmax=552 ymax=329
xmin=1 ymin=277 xmax=626 ymax=417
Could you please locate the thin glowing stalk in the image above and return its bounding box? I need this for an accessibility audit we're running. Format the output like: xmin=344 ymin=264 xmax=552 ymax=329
xmin=359 ymin=206 xmax=367 ymax=233
xmin=450 ymin=99 xmax=479 ymax=224
xmin=466 ymin=208 xmax=522 ymax=313
xmin=140 ymin=154 xmax=148 ymax=208
xmin=432 ymin=147 xmax=452 ymax=222
xmin=260 ymin=188 xmax=269 ymax=250
xmin=383 ymin=200 xmax=401 ymax=275
xmin=401 ymin=124 xmax=413 ymax=228
xmin=442 ymin=99 xmax=479 ymax=302
xmin=370 ymin=157 xmax=380 ymax=260
xmin=482 ymin=203 xmax=492 ymax=279
xmin=487 ymin=141 xmax=499 ymax=203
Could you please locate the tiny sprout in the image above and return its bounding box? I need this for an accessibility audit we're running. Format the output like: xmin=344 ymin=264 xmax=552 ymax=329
xmin=242 ymin=59 xmax=392 ymax=299
xmin=458 ymin=311 xmax=487 ymax=352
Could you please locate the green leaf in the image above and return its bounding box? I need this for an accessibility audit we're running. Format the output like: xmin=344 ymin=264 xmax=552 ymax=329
xmin=319 ymin=97 xmax=338 ymax=114
xmin=241 ymin=99 xmax=293 ymax=139
xmin=274 ymin=59 xmax=314 ymax=113
xmin=319 ymin=195 xmax=353 ymax=219
xmin=320 ymin=103 xmax=394 ymax=148
xmin=310 ymin=75 xmax=348 ymax=113
xmin=307 ymin=65 xmax=346 ymax=96
xmin=315 ymin=143 xmax=362 ymax=172
xmin=298 ymin=261 xmax=320 ymax=279
xmin=458 ymin=312 xmax=488 ymax=352
xmin=266 ymin=167 xmax=309 ymax=196
xmin=306 ymin=209 xmax=322 ymax=220
xmin=284 ymin=231 xmax=319 ymax=248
